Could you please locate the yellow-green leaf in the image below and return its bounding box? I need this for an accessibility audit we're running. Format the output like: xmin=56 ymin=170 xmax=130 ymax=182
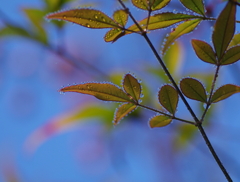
xmin=127 ymin=13 xmax=201 ymax=33
xmin=159 ymin=85 xmax=179 ymax=114
xmin=179 ymin=0 xmax=205 ymax=16
xmin=113 ymin=10 xmax=128 ymax=26
xmin=211 ymin=84 xmax=240 ymax=103
xmin=131 ymin=0 xmax=149 ymax=10
xmin=114 ymin=103 xmax=137 ymax=125
xmin=180 ymin=78 xmax=207 ymax=103
xmin=60 ymin=82 xmax=133 ymax=102
xmin=104 ymin=28 xmax=125 ymax=42
xmin=162 ymin=19 xmax=201 ymax=55
xmin=123 ymin=74 xmax=142 ymax=103
xmin=149 ymin=115 xmax=172 ymax=128
xmin=46 ymin=9 xmax=120 ymax=29
xmin=228 ymin=33 xmax=240 ymax=48
xmin=192 ymin=39 xmax=217 ymax=65
xmin=149 ymin=0 xmax=171 ymax=11
xmin=221 ymin=46 xmax=240 ymax=65
xmin=212 ymin=1 xmax=236 ymax=59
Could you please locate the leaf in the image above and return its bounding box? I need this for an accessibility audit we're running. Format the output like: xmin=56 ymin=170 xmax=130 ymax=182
xmin=104 ymin=28 xmax=125 ymax=42
xmin=180 ymin=78 xmax=207 ymax=103
xmin=221 ymin=46 xmax=240 ymax=65
xmin=60 ymin=82 xmax=133 ymax=102
xmin=123 ymin=74 xmax=142 ymax=103
xmin=158 ymin=85 xmax=179 ymax=114
xmin=149 ymin=115 xmax=172 ymax=128
xmin=46 ymin=9 xmax=120 ymax=29
xmin=127 ymin=13 xmax=201 ymax=33
xmin=212 ymin=1 xmax=236 ymax=59
xmin=113 ymin=10 xmax=128 ymax=26
xmin=114 ymin=103 xmax=137 ymax=125
xmin=228 ymin=33 xmax=240 ymax=48
xmin=0 ymin=25 xmax=30 ymax=38
xmin=162 ymin=19 xmax=201 ymax=55
xmin=131 ymin=0 xmax=170 ymax=11
xmin=179 ymin=0 xmax=205 ymax=16
xmin=192 ymin=39 xmax=217 ymax=64
xmin=211 ymin=84 xmax=240 ymax=103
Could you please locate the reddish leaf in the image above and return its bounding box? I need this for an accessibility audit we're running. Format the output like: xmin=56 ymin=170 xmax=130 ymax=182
xmin=180 ymin=78 xmax=207 ymax=103
xmin=149 ymin=115 xmax=172 ymax=128
xmin=211 ymin=84 xmax=240 ymax=103
xmin=159 ymin=85 xmax=179 ymax=114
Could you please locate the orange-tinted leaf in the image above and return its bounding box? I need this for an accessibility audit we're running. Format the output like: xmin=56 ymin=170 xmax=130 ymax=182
xmin=104 ymin=28 xmax=125 ymax=42
xmin=179 ymin=0 xmax=205 ymax=16
xmin=180 ymin=78 xmax=207 ymax=103
xmin=123 ymin=74 xmax=142 ymax=103
xmin=113 ymin=10 xmax=128 ymax=26
xmin=212 ymin=1 xmax=236 ymax=59
xmin=192 ymin=39 xmax=217 ymax=64
xmin=114 ymin=103 xmax=137 ymax=125
xmin=127 ymin=13 xmax=201 ymax=33
xmin=149 ymin=115 xmax=172 ymax=128
xmin=221 ymin=46 xmax=240 ymax=65
xmin=162 ymin=19 xmax=201 ymax=55
xmin=211 ymin=84 xmax=240 ymax=103
xmin=46 ymin=9 xmax=120 ymax=29
xmin=159 ymin=85 xmax=179 ymax=114
xmin=60 ymin=82 xmax=133 ymax=102
xmin=228 ymin=33 xmax=240 ymax=48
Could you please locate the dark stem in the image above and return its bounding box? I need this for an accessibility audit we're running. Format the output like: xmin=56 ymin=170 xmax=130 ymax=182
xmin=117 ymin=0 xmax=233 ymax=181
xmin=200 ymin=65 xmax=220 ymax=122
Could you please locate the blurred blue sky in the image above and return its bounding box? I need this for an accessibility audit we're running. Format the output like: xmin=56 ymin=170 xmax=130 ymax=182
xmin=0 ymin=0 xmax=240 ymax=182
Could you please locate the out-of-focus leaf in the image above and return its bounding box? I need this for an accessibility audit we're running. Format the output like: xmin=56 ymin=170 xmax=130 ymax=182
xmin=179 ymin=0 xmax=205 ymax=16
xmin=131 ymin=0 xmax=170 ymax=11
xmin=180 ymin=78 xmax=207 ymax=103
xmin=123 ymin=73 xmax=142 ymax=103
xmin=104 ymin=28 xmax=125 ymax=42
xmin=114 ymin=103 xmax=137 ymax=125
xmin=212 ymin=1 xmax=236 ymax=59
xmin=25 ymin=104 xmax=114 ymax=153
xmin=221 ymin=46 xmax=240 ymax=65
xmin=149 ymin=115 xmax=172 ymax=128
xmin=113 ymin=10 xmax=128 ymax=26
xmin=211 ymin=84 xmax=240 ymax=103
xmin=60 ymin=82 xmax=133 ymax=102
xmin=127 ymin=13 xmax=201 ymax=33
xmin=163 ymin=40 xmax=184 ymax=76
xmin=158 ymin=85 xmax=179 ymax=114
xmin=162 ymin=19 xmax=201 ymax=55
xmin=24 ymin=8 xmax=48 ymax=44
xmin=192 ymin=39 xmax=217 ymax=64
xmin=46 ymin=9 xmax=120 ymax=29
xmin=0 ymin=25 xmax=30 ymax=38
xmin=44 ymin=0 xmax=75 ymax=11
xmin=228 ymin=33 xmax=240 ymax=48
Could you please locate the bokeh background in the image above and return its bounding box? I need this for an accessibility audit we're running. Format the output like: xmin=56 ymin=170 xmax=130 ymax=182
xmin=0 ymin=0 xmax=240 ymax=181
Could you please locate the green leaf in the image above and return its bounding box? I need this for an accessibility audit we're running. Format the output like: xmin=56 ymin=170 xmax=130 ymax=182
xmin=60 ymin=82 xmax=133 ymax=102
xmin=192 ymin=39 xmax=217 ymax=64
xmin=162 ymin=19 xmax=201 ymax=55
xmin=104 ymin=28 xmax=125 ymax=42
xmin=131 ymin=0 xmax=170 ymax=11
xmin=221 ymin=46 xmax=240 ymax=65
xmin=0 ymin=25 xmax=30 ymax=38
xmin=114 ymin=103 xmax=137 ymax=125
xmin=113 ymin=10 xmax=128 ymax=26
xmin=158 ymin=85 xmax=179 ymax=114
xmin=211 ymin=84 xmax=240 ymax=103
xmin=123 ymin=73 xmax=142 ymax=103
xmin=46 ymin=9 xmax=120 ymax=29
xmin=127 ymin=13 xmax=201 ymax=33
xmin=180 ymin=78 xmax=207 ymax=103
xmin=212 ymin=1 xmax=236 ymax=59
xmin=228 ymin=33 xmax=240 ymax=48
xmin=179 ymin=0 xmax=205 ymax=16
xmin=149 ymin=115 xmax=172 ymax=128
